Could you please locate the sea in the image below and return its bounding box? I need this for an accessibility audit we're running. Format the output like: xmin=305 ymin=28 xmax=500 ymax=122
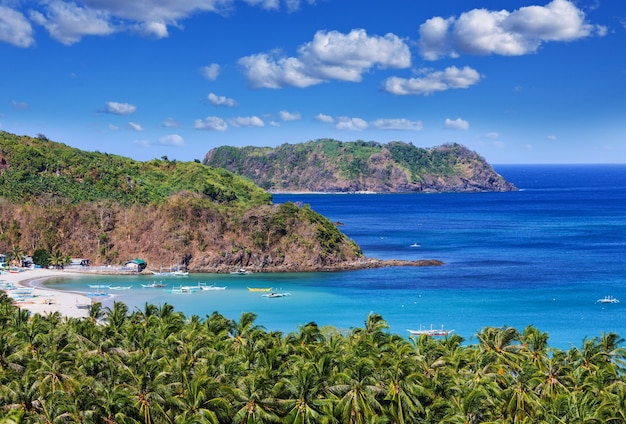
xmin=43 ymin=164 xmax=626 ymax=351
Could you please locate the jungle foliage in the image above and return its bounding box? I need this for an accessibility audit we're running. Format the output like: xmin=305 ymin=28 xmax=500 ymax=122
xmin=0 ymin=131 xmax=271 ymax=207
xmin=1 ymin=298 xmax=625 ymax=423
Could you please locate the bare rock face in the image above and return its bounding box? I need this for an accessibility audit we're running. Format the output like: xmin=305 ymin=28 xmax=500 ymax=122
xmin=203 ymin=140 xmax=517 ymax=193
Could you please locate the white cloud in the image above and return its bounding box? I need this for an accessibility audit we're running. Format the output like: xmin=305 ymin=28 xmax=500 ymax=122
xmin=29 ymin=1 xmax=116 ymax=45
xmin=334 ymin=117 xmax=368 ymax=131
xmin=370 ymin=118 xmax=423 ymax=131
xmin=315 ymin=113 xmax=334 ymax=123
xmin=419 ymin=0 xmax=602 ymax=60
xmin=279 ymin=110 xmax=301 ymax=121
xmin=11 ymin=100 xmax=28 ymax=110
xmin=127 ymin=121 xmax=143 ymax=131
xmin=239 ymin=28 xmax=411 ymax=88
xmin=444 ymin=118 xmax=469 ymax=130
xmin=229 ymin=116 xmax=265 ymax=127
xmin=383 ymin=66 xmax=481 ymax=96
xmin=547 ymin=135 xmax=557 ymax=140
xmin=208 ymin=92 xmax=237 ymax=107
xmin=108 ymin=123 xmax=119 ymax=131
xmin=200 ymin=64 xmax=221 ymax=81
xmin=162 ymin=117 xmax=180 ymax=128
xmin=0 ymin=6 xmax=35 ymax=47
xmin=244 ymin=0 xmax=317 ymax=12
xmin=159 ymin=134 xmax=184 ymax=146
xmin=194 ymin=116 xmax=228 ymax=131
xmin=101 ymin=101 xmax=136 ymax=115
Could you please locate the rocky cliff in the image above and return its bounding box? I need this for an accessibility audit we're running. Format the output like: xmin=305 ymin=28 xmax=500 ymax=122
xmin=203 ymin=140 xmax=517 ymax=193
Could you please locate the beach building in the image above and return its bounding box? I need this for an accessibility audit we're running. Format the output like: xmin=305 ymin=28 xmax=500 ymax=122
xmin=124 ymin=258 xmax=147 ymax=272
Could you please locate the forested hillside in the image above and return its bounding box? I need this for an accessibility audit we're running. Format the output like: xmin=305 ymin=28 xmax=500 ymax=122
xmin=203 ymin=139 xmax=517 ymax=193
xmin=0 ymin=131 xmax=367 ymax=272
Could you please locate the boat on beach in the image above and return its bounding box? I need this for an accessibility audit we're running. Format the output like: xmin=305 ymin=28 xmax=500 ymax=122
xmin=597 ymin=295 xmax=620 ymax=304
xmin=407 ymin=325 xmax=454 ymax=337
xmin=248 ymin=287 xmax=272 ymax=292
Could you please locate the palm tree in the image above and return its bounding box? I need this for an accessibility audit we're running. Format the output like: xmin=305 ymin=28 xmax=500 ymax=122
xmin=328 ymin=357 xmax=384 ymax=424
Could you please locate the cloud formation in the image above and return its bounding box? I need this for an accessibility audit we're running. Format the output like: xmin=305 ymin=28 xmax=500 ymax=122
xmin=101 ymin=101 xmax=137 ymax=115
xmin=194 ymin=116 xmax=228 ymax=131
xmin=239 ymin=29 xmax=411 ymax=88
xmin=0 ymin=6 xmax=34 ymax=47
xmin=208 ymin=93 xmax=237 ymax=107
xmin=383 ymin=66 xmax=481 ymax=96
xmin=419 ymin=0 xmax=603 ymax=60
xmin=444 ymin=118 xmax=469 ymax=130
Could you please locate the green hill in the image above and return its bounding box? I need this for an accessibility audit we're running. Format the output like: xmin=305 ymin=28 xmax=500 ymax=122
xmin=0 ymin=131 xmax=270 ymax=207
xmin=0 ymin=131 xmax=370 ymax=272
xmin=203 ymin=139 xmax=517 ymax=193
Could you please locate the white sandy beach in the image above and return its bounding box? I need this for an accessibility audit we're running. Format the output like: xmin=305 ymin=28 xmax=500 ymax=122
xmin=0 ymin=268 xmax=90 ymax=318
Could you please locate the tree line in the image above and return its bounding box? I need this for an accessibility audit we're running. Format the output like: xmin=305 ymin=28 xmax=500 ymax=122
xmin=0 ymin=296 xmax=625 ymax=423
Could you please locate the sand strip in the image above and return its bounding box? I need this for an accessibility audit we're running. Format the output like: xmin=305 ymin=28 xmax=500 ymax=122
xmin=0 ymin=268 xmax=90 ymax=318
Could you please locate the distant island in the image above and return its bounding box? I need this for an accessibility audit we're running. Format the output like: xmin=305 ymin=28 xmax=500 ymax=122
xmin=203 ymin=139 xmax=517 ymax=193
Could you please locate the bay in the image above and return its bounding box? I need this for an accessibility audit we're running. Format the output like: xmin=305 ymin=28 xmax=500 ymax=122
xmin=45 ymin=164 xmax=626 ymax=350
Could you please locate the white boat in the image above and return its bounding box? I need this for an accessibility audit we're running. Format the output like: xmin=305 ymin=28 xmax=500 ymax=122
xmin=197 ymin=283 xmax=226 ymax=291
xmin=109 ymin=286 xmax=132 ymax=290
xmin=170 ymin=286 xmax=198 ymax=294
xmin=410 ymin=242 xmax=420 ymax=248
xmin=231 ymin=268 xmax=251 ymax=275
xmin=407 ymin=325 xmax=454 ymax=337
xmin=88 ymin=284 xmax=110 ymax=289
xmin=262 ymin=292 xmax=291 ymax=298
xmin=597 ymin=295 xmax=620 ymax=304
xmin=141 ymin=281 xmax=168 ymax=288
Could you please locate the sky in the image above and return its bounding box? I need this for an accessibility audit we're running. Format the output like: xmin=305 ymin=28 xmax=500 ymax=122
xmin=0 ymin=0 xmax=625 ymax=164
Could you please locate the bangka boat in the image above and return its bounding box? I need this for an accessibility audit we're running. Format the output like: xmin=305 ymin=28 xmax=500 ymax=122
xmin=597 ymin=295 xmax=620 ymax=304
xmin=141 ymin=281 xmax=168 ymax=288
xmin=407 ymin=325 xmax=454 ymax=337
xmin=109 ymin=286 xmax=132 ymax=290
xmin=231 ymin=268 xmax=251 ymax=275
xmin=248 ymin=287 xmax=272 ymax=292
xmin=197 ymin=283 xmax=227 ymax=291
xmin=262 ymin=292 xmax=291 ymax=298
xmin=88 ymin=284 xmax=110 ymax=289
xmin=170 ymin=285 xmax=198 ymax=294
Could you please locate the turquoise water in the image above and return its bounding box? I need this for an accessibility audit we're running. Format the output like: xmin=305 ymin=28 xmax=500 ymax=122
xmin=44 ymin=165 xmax=626 ymax=350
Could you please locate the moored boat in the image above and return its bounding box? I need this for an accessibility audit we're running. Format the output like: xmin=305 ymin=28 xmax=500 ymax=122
xmin=597 ymin=295 xmax=620 ymax=304
xmin=262 ymin=292 xmax=291 ymax=298
xmin=407 ymin=325 xmax=454 ymax=337
xmin=248 ymin=287 xmax=272 ymax=292
xmin=141 ymin=281 xmax=168 ymax=288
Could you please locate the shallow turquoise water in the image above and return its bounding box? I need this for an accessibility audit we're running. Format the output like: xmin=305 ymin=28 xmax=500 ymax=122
xmin=43 ymin=165 xmax=626 ymax=350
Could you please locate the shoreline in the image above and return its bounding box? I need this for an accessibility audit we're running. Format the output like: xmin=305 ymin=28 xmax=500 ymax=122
xmin=1 ymin=268 xmax=91 ymax=318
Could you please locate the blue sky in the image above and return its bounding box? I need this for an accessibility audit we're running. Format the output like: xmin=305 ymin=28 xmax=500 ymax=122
xmin=0 ymin=0 xmax=624 ymax=164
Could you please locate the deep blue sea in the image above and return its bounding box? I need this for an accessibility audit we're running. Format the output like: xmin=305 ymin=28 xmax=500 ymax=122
xmin=44 ymin=165 xmax=626 ymax=351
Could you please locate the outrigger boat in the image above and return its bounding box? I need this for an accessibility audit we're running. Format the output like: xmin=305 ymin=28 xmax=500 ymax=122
xmin=407 ymin=325 xmax=454 ymax=337
xmin=248 ymin=287 xmax=272 ymax=292
xmin=262 ymin=292 xmax=291 ymax=298
xmin=141 ymin=281 xmax=168 ymax=288
xmin=597 ymin=295 xmax=620 ymax=304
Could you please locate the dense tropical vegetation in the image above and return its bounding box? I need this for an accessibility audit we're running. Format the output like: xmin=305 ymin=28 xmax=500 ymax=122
xmin=203 ymin=139 xmax=517 ymax=193
xmin=0 ymin=131 xmax=270 ymax=207
xmin=0 ymin=295 xmax=625 ymax=423
xmin=0 ymin=132 xmax=364 ymax=272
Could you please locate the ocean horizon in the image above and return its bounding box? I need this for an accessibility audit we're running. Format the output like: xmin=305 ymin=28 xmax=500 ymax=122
xmin=43 ymin=164 xmax=626 ymax=351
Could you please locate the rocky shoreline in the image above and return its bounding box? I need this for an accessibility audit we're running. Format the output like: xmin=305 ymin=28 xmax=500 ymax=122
xmin=188 ymin=258 xmax=444 ymax=274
